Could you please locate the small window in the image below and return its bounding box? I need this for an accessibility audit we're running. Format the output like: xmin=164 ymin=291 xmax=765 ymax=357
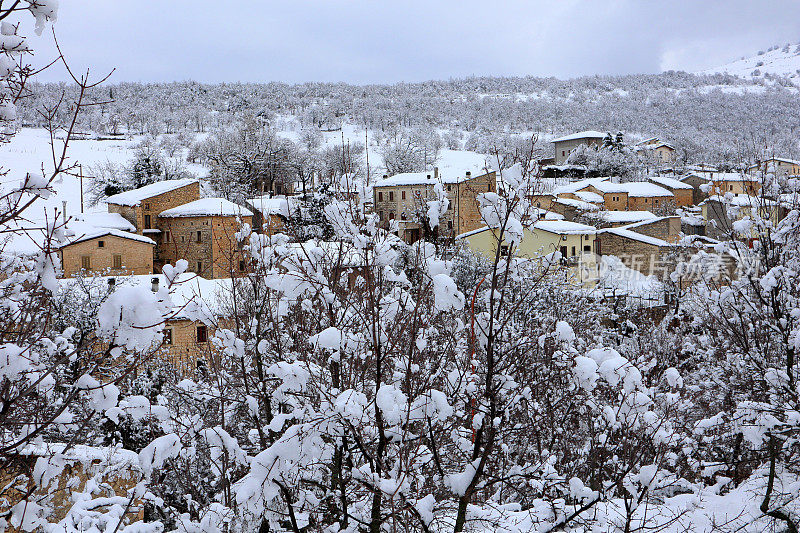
xmin=571 ymin=246 xmax=576 ymax=256
xmin=402 ymin=190 xmax=406 ymax=200
xmin=389 ymin=191 xmax=394 ymax=202
xmin=239 ymin=260 xmax=246 ymax=272
xmin=389 ymin=212 xmax=395 ymax=220
xmin=378 ymin=191 xmax=383 ymax=202
xmin=560 ymin=246 xmax=567 ymax=257
xmin=447 ymin=185 xmax=451 ymax=191
xmin=584 ymin=245 xmax=591 ymax=253
xmin=144 ymin=214 xmax=151 ymax=229
xmin=400 ymin=213 xmax=407 ymax=221
xmin=562 ymin=150 xmax=565 ymax=157
xmin=379 ymin=210 xmax=384 ymax=220
xmin=500 ymin=245 xmax=510 ymax=257
xmin=113 ymin=254 xmax=122 ymax=269
xmin=165 ymin=231 xmax=171 ymax=242
xmin=276 ymin=183 xmax=283 ymax=195
xmin=164 ymin=328 xmax=173 ymax=345
xmin=81 ymin=255 xmax=91 ymax=270
xmin=97 ymin=240 xmax=105 ymax=248
xmin=447 ymin=220 xmax=453 ymax=229
xmin=181 ymin=235 xmax=185 ymax=242
xmin=197 ymin=261 xmax=202 ymax=273
xmin=144 ymin=202 xmax=151 ymax=210
xmin=196 ymin=231 xmax=202 ymax=243
xmin=196 ymin=325 xmax=207 ymax=343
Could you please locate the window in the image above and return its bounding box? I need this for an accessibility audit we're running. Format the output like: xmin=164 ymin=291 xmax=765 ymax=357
xmin=378 ymin=191 xmax=383 ymax=202
xmin=389 ymin=191 xmax=394 ymax=202
xmin=562 ymin=151 xmax=565 ymax=157
xmin=239 ymin=259 xmax=246 ymax=272
xmin=584 ymin=245 xmax=591 ymax=253
xmin=571 ymin=246 xmax=576 ymax=256
xmin=400 ymin=213 xmax=407 ymax=221
xmin=164 ymin=328 xmax=173 ymax=345
xmin=402 ymin=190 xmax=406 ymax=200
xmin=500 ymin=245 xmax=510 ymax=257
xmin=97 ymin=240 xmax=105 ymax=248
xmin=276 ymin=183 xmax=283 ymax=195
xmin=379 ymin=210 xmax=384 ymax=220
xmin=560 ymin=246 xmax=567 ymax=258
xmin=447 ymin=185 xmax=451 ymax=191
xmin=196 ymin=325 xmax=208 ymax=343
xmin=81 ymin=255 xmax=91 ymax=270
xmin=144 ymin=202 xmax=151 ymax=210
xmin=196 ymin=231 xmax=202 ymax=243
xmin=196 ymin=261 xmax=203 ymax=273
xmin=644 ymin=198 xmax=648 ymax=203
xmin=447 ymin=220 xmax=453 ymax=229
xmin=729 ymin=185 xmax=734 ymax=191
xmin=113 ymin=254 xmax=122 ymax=269
xmin=181 ymin=235 xmax=185 ymax=242
xmin=165 ymin=231 xmax=171 ymax=242
xmin=389 ymin=212 xmax=395 ymax=220
xmin=487 ymin=183 xmax=491 ymax=191
xmin=144 ymin=214 xmax=151 ymax=229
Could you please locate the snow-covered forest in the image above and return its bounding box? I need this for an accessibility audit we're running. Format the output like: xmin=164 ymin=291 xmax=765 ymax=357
xmin=4 ymin=3 xmax=800 ymax=533
xmin=16 ymin=67 xmax=800 ymax=167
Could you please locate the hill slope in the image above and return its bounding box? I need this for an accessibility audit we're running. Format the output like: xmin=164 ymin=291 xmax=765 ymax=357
xmin=698 ymin=43 xmax=800 ymax=82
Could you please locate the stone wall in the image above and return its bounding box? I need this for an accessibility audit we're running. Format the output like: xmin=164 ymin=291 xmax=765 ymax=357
xmin=598 ymin=232 xmax=675 ymax=279
xmin=59 ymin=235 xmax=154 ymax=277
xmin=107 ymin=181 xmax=200 ymax=234
xmin=627 ymin=217 xmax=681 ymax=243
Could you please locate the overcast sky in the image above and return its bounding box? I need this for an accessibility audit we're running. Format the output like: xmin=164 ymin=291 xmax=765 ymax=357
xmin=26 ymin=1 xmax=800 ymax=84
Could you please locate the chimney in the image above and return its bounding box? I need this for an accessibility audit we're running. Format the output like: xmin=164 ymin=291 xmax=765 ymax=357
xmin=426 ymin=174 xmax=431 ymax=180
xmin=107 ymin=277 xmax=116 ymax=291
xmin=434 ymin=167 xmax=439 ymax=180
xmin=151 ymin=277 xmax=159 ymax=293
xmin=62 ymin=200 xmax=67 ymax=224
xmin=383 ymin=174 xmax=388 ymax=179
xmin=465 ymin=171 xmax=471 ymax=178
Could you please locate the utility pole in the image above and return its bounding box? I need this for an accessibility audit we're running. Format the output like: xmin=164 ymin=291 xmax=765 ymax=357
xmin=79 ymin=165 xmax=84 ymax=213
xmin=365 ymin=129 xmax=370 ymax=185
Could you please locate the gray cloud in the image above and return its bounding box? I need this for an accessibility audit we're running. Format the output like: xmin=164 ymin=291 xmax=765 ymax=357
xmin=26 ymin=0 xmax=800 ymax=83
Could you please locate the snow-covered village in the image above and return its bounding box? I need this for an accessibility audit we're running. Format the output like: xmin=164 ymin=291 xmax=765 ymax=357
xmin=3 ymin=2 xmax=800 ymax=532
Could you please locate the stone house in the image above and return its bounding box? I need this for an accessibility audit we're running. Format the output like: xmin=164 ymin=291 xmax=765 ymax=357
xmin=1 ymin=443 xmax=143 ymax=530
xmin=372 ymin=168 xmax=496 ymax=243
xmin=678 ymin=172 xmax=713 ymax=206
xmin=458 ymin=219 xmax=598 ymax=286
xmin=634 ymin=138 xmax=677 ymax=166
xmin=709 ymin=173 xmax=760 ymax=196
xmin=246 ymin=195 xmax=292 ymax=235
xmin=105 ymin=179 xmax=200 ymax=235
xmin=158 ymin=198 xmax=253 ymax=279
xmin=746 ymin=157 xmax=800 ymax=177
xmin=553 ymin=178 xmax=675 ymax=213
xmin=551 ymin=131 xmax=607 ymax=164
xmin=59 ymin=229 xmax=155 ymax=278
xmin=597 ymin=226 xmax=677 ymax=279
xmin=647 ymin=176 xmax=694 ymax=207
xmin=701 ymin=195 xmax=781 ymax=240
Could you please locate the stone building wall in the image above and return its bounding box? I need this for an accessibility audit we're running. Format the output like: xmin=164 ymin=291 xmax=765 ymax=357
xmin=627 ymin=195 xmax=672 ymax=213
xmin=107 ymin=181 xmax=200 ymax=234
xmin=157 ymin=214 xmax=252 ymax=278
xmin=59 ymin=235 xmax=154 ymax=277
xmin=598 ymin=232 xmax=674 ymax=279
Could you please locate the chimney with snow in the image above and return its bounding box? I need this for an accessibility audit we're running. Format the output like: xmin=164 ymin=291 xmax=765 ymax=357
xmin=434 ymin=167 xmax=439 ymax=180
xmin=151 ymin=277 xmax=159 ymax=293
xmin=62 ymin=200 xmax=67 ymax=224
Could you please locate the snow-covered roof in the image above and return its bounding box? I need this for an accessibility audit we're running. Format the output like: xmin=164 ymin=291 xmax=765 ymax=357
xmin=552 ymin=177 xmax=616 ymax=195
xmin=532 ymin=220 xmax=596 ymax=235
xmin=246 ymin=196 xmax=292 ymax=218
xmin=375 ymin=169 xmax=490 ymax=187
xmin=553 ymin=197 xmax=601 ymax=211
xmin=105 ymin=179 xmax=199 ymax=206
xmin=705 ymin=194 xmax=777 ymax=207
xmin=61 ymin=228 xmax=156 ymax=247
xmin=574 ymin=191 xmax=604 ymax=203
xmin=72 ymin=212 xmax=136 ymax=231
xmin=648 ymin=176 xmax=693 ymax=190
xmin=158 ymin=198 xmax=253 ymax=218
xmin=684 ymin=164 xmax=718 ymax=172
xmin=621 ymin=182 xmax=674 ymax=198
xmin=599 ymin=227 xmax=674 ymax=248
xmin=58 ymin=272 xmax=233 ymax=321
xmin=16 ymin=442 xmax=139 ymax=467
xmin=550 ymin=130 xmax=608 ymax=143
xmin=587 ymin=210 xmax=658 ymax=224
xmin=711 ymin=173 xmax=758 ymax=183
